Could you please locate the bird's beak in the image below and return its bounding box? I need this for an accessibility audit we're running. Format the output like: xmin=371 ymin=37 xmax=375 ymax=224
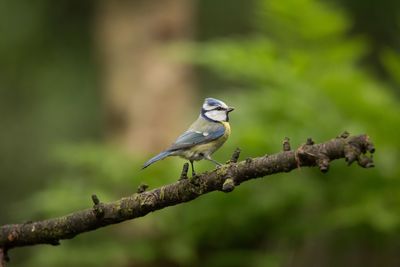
xmin=227 ymin=107 xmax=235 ymax=113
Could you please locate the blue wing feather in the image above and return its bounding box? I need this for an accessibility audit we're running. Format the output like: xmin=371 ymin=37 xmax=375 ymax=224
xmin=142 ymin=151 xmax=171 ymax=169
xmin=142 ymin=117 xmax=226 ymax=170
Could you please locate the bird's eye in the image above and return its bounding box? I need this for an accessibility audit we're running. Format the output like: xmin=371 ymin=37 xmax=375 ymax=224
xmin=216 ymin=107 xmax=223 ymax=111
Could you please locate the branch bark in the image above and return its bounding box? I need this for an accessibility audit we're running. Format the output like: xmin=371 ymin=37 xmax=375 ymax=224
xmin=0 ymin=248 xmax=6 ymax=267
xmin=0 ymin=133 xmax=374 ymax=259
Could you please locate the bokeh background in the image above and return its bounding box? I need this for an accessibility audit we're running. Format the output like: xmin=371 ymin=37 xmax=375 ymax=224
xmin=1 ymin=0 xmax=400 ymax=266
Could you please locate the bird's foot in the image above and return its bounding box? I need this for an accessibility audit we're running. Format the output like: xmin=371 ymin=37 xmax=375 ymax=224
xmin=206 ymin=156 xmax=222 ymax=167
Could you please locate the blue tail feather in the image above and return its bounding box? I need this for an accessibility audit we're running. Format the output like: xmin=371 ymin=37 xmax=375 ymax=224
xmin=142 ymin=151 xmax=171 ymax=169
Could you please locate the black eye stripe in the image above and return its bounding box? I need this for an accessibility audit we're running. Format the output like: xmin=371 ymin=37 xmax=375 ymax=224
xmin=209 ymin=107 xmax=224 ymax=111
xmin=202 ymin=107 xmax=226 ymax=113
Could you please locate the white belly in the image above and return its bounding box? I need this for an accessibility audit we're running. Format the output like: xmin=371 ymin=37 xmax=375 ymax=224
xmin=175 ymin=138 xmax=225 ymax=161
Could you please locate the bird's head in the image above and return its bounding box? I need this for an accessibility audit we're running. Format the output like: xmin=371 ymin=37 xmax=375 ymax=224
xmin=201 ymin=98 xmax=234 ymax=122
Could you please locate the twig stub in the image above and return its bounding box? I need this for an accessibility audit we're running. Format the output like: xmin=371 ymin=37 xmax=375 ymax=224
xmin=179 ymin=163 xmax=189 ymax=180
xmin=229 ymin=148 xmax=241 ymax=163
xmin=282 ymin=137 xmax=291 ymax=151
xmin=91 ymin=194 xmax=100 ymax=205
xmin=137 ymin=183 xmax=149 ymax=193
xmin=306 ymin=138 xmax=315 ymax=145
xmin=91 ymin=194 xmax=105 ymax=219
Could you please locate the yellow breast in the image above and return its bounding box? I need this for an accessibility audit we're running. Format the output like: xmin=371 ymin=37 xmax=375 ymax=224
xmin=180 ymin=121 xmax=231 ymax=160
xmin=196 ymin=121 xmax=230 ymax=153
xmin=220 ymin=121 xmax=231 ymax=140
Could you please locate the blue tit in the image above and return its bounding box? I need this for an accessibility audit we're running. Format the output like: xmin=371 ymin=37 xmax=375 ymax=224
xmin=142 ymin=98 xmax=234 ymax=176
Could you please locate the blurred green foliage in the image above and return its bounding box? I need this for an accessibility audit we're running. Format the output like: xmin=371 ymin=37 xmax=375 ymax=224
xmin=2 ymin=0 xmax=400 ymax=266
xmin=332 ymin=0 xmax=400 ymax=83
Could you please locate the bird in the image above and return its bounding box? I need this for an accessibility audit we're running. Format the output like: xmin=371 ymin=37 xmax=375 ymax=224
xmin=142 ymin=98 xmax=234 ymax=176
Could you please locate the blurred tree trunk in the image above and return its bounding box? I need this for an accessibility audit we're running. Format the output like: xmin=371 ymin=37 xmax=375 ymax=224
xmin=95 ymin=0 xmax=195 ymax=153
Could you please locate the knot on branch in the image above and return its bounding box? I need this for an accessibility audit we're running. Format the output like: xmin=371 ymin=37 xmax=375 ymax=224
xmin=296 ymin=138 xmax=331 ymax=173
xmin=222 ymin=178 xmax=235 ymax=192
xmin=136 ymin=192 xmax=158 ymax=211
xmin=6 ymin=230 xmax=17 ymax=244
xmin=339 ymin=131 xmax=350 ymax=139
xmin=316 ymin=156 xmax=330 ymax=173
xmin=245 ymin=157 xmax=253 ymax=165
xmin=297 ymin=148 xmax=331 ymax=173
xmin=91 ymin=194 xmax=105 ymax=219
xmin=344 ymin=135 xmax=375 ymax=167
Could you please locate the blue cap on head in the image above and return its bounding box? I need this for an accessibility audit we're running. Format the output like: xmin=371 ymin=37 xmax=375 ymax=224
xmin=205 ymin=98 xmax=222 ymax=106
xmin=203 ymin=98 xmax=228 ymax=109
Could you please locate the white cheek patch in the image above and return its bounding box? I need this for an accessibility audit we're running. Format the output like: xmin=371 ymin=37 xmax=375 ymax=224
xmin=205 ymin=110 xmax=227 ymax=122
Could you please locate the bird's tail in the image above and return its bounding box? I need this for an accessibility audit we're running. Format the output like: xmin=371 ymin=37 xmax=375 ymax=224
xmin=142 ymin=151 xmax=172 ymax=169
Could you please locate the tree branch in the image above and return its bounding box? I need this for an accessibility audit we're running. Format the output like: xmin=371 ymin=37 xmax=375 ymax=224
xmin=0 ymin=134 xmax=374 ymax=258
xmin=0 ymin=247 xmax=7 ymax=267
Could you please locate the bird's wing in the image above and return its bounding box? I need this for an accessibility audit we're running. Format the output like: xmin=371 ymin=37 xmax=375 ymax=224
xmin=167 ymin=119 xmax=225 ymax=151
